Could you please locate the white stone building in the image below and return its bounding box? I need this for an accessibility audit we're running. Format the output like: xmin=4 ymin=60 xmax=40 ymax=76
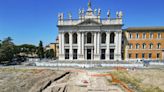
xmin=57 ymin=1 xmax=123 ymax=61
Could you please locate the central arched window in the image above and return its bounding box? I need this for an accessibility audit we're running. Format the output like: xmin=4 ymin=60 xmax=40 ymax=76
xmin=73 ymin=33 xmax=77 ymax=44
xmin=110 ymin=32 xmax=115 ymax=43
xmin=64 ymin=33 xmax=69 ymax=44
xmin=87 ymin=32 xmax=92 ymax=43
xmin=101 ymin=32 xmax=106 ymax=44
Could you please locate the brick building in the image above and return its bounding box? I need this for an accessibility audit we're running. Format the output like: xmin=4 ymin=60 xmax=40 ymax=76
xmin=124 ymin=27 xmax=164 ymax=61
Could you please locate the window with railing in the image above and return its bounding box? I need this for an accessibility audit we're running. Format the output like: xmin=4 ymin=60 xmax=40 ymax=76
xmin=129 ymin=44 xmax=133 ymax=49
xmin=101 ymin=49 xmax=106 ymax=59
xmin=142 ymin=53 xmax=145 ymax=59
xmin=149 ymin=43 xmax=153 ymax=49
xmin=65 ymin=49 xmax=69 ymax=59
xmin=150 ymin=32 xmax=153 ymax=39
xmin=157 ymin=43 xmax=161 ymax=49
xmin=157 ymin=32 xmax=161 ymax=39
xmin=143 ymin=32 xmax=146 ymax=39
xmin=148 ymin=53 xmax=152 ymax=59
xmin=129 ymin=33 xmax=132 ymax=39
xmin=136 ymin=44 xmax=140 ymax=49
xmin=110 ymin=49 xmax=114 ymax=59
xmin=157 ymin=53 xmax=160 ymax=59
xmin=129 ymin=53 xmax=132 ymax=59
xmin=73 ymin=49 xmax=77 ymax=59
xmin=136 ymin=53 xmax=138 ymax=59
xmin=142 ymin=43 xmax=146 ymax=49
xmin=136 ymin=33 xmax=139 ymax=39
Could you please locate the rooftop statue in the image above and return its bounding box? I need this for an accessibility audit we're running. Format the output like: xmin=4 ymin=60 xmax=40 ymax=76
xmin=82 ymin=8 xmax=85 ymax=15
xmin=88 ymin=0 xmax=91 ymax=8
xmin=58 ymin=13 xmax=61 ymax=20
xmin=94 ymin=9 xmax=97 ymax=15
xmin=68 ymin=12 xmax=72 ymax=19
xmin=119 ymin=11 xmax=123 ymax=18
xmin=98 ymin=8 xmax=101 ymax=16
xmin=107 ymin=9 xmax=110 ymax=18
xmin=79 ymin=9 xmax=82 ymax=16
xmin=116 ymin=11 xmax=119 ymax=18
xmin=58 ymin=13 xmax=64 ymax=20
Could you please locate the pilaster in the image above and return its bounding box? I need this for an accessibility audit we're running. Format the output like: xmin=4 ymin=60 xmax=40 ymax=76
xmin=81 ymin=32 xmax=85 ymax=59
xmin=106 ymin=32 xmax=110 ymax=60
xmin=114 ymin=31 xmax=122 ymax=61
xmin=59 ymin=32 xmax=65 ymax=60
xmin=95 ymin=32 xmax=100 ymax=60
xmin=94 ymin=32 xmax=97 ymax=58
xmin=78 ymin=32 xmax=83 ymax=60
xmin=69 ymin=32 xmax=73 ymax=60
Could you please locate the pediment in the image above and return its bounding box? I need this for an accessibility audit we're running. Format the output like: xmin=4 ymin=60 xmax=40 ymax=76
xmin=77 ymin=19 xmax=102 ymax=26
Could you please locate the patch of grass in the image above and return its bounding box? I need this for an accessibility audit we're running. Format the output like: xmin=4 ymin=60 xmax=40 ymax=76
xmin=110 ymin=70 xmax=163 ymax=92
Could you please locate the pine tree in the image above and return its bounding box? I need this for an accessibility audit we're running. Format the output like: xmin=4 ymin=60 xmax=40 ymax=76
xmin=0 ymin=37 xmax=15 ymax=63
xmin=37 ymin=41 xmax=44 ymax=60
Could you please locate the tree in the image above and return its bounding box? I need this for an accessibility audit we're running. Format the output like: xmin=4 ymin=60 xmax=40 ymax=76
xmin=45 ymin=49 xmax=54 ymax=59
xmin=37 ymin=41 xmax=44 ymax=59
xmin=0 ymin=37 xmax=15 ymax=63
xmin=17 ymin=44 xmax=37 ymax=57
xmin=0 ymin=40 xmax=1 ymax=47
xmin=49 ymin=49 xmax=54 ymax=59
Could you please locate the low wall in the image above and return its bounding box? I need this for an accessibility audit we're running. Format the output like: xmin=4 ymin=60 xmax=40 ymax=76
xmin=35 ymin=62 xmax=144 ymax=68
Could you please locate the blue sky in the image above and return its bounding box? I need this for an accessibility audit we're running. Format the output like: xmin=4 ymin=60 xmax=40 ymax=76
xmin=0 ymin=0 xmax=164 ymax=46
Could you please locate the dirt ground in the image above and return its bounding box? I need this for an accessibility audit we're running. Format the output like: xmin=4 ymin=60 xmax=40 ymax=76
xmin=0 ymin=67 xmax=164 ymax=92
xmin=129 ymin=69 xmax=164 ymax=91
xmin=0 ymin=68 xmax=67 ymax=92
xmin=110 ymin=69 xmax=164 ymax=92
xmin=0 ymin=67 xmax=124 ymax=92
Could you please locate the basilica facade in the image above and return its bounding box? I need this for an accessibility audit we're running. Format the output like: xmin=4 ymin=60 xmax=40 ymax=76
xmin=57 ymin=1 xmax=123 ymax=61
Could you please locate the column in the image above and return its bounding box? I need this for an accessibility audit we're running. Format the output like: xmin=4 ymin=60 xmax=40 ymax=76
xmin=69 ymin=32 xmax=73 ymax=60
xmin=59 ymin=32 xmax=65 ymax=60
xmin=62 ymin=32 xmax=65 ymax=55
xmin=58 ymin=33 xmax=62 ymax=60
xmin=114 ymin=32 xmax=118 ymax=60
xmin=78 ymin=32 xmax=82 ymax=60
xmin=106 ymin=32 xmax=110 ymax=60
xmin=95 ymin=32 xmax=100 ymax=60
xmin=81 ymin=33 xmax=84 ymax=59
xmin=114 ymin=31 xmax=122 ymax=61
xmin=91 ymin=49 xmax=94 ymax=60
xmin=118 ymin=31 xmax=122 ymax=60
xmin=94 ymin=32 xmax=97 ymax=59
xmin=97 ymin=32 xmax=100 ymax=54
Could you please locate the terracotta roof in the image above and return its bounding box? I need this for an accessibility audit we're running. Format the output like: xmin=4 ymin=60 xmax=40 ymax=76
xmin=126 ymin=27 xmax=164 ymax=31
